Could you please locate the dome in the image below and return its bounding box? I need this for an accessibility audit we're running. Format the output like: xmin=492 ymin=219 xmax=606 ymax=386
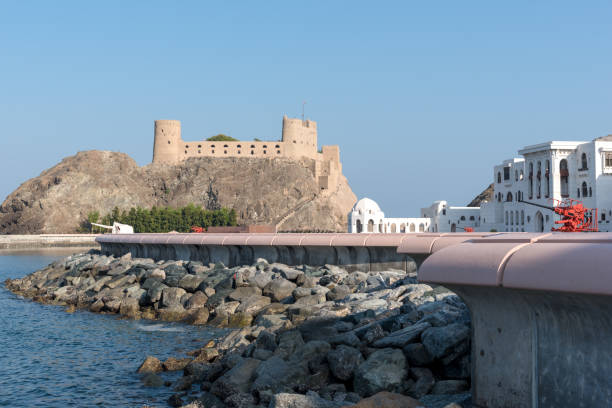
xmin=352 ymin=197 xmax=382 ymax=214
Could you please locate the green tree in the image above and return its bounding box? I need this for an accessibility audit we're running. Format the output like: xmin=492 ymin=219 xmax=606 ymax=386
xmin=206 ymin=134 xmax=238 ymax=141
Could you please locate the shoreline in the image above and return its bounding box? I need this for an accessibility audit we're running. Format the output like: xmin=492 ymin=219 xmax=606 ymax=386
xmin=5 ymin=250 xmax=471 ymax=408
xmin=0 ymin=234 xmax=101 ymax=250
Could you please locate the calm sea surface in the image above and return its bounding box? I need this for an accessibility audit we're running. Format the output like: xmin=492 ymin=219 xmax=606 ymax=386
xmin=0 ymin=249 xmax=225 ymax=408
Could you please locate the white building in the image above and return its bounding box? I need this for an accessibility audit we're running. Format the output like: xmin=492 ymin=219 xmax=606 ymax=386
xmin=349 ymin=134 xmax=612 ymax=234
xmin=482 ymin=135 xmax=612 ymax=232
xmin=347 ymin=198 xmax=478 ymax=233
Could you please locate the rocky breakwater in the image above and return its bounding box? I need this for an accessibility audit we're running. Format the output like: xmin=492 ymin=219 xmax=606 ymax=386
xmin=5 ymin=251 xmax=471 ymax=408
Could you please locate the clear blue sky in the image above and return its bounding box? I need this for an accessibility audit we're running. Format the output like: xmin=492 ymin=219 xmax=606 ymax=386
xmin=1 ymin=1 xmax=611 ymax=216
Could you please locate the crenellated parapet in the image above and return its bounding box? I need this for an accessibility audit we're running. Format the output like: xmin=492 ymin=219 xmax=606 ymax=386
xmin=151 ymin=115 xmax=342 ymax=191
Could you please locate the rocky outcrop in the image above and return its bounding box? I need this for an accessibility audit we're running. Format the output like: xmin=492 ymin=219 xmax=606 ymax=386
xmin=467 ymin=183 xmax=494 ymax=207
xmin=6 ymin=251 xmax=472 ymax=407
xmin=0 ymin=150 xmax=356 ymax=234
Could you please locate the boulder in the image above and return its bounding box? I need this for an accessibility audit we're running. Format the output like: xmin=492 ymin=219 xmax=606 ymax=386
xmin=295 ymin=293 xmax=327 ymax=306
xmin=353 ymin=348 xmax=407 ymax=397
xmin=172 ymin=375 xmax=195 ymax=391
xmin=292 ymin=286 xmax=313 ymax=299
xmin=161 ymin=287 xmax=187 ymax=308
xmin=228 ymin=312 xmax=253 ymax=328
xmin=430 ymin=380 xmax=469 ymax=395
xmin=178 ymin=275 xmax=206 ymax=292
xmin=235 ymin=295 xmax=271 ymax=315
xmin=106 ymin=274 xmax=136 ymax=289
xmin=144 ymin=268 xmax=166 ymax=280
xmin=251 ymin=356 xmax=300 ymax=395
xmin=119 ymin=297 xmax=141 ymax=319
xmin=263 ymin=278 xmax=297 ymax=302
xmin=326 ymin=284 xmax=352 ymax=301
xmin=137 ymin=356 xmax=163 ymax=373
xmin=274 ymin=330 xmax=305 ymax=359
xmin=185 ymin=291 xmax=208 ymax=309
xmin=272 ymin=264 xmax=303 ymax=281
xmin=403 ymin=343 xmax=434 ymax=367
xmin=163 ymin=357 xmax=192 ymax=371
xmin=167 ymin=394 xmax=183 ymax=408
xmin=410 ymin=367 xmax=436 ymax=398
xmin=255 ymin=330 xmax=277 ymax=352
xmin=247 ymin=270 xmax=274 ymax=289
xmin=326 ymin=345 xmax=364 ymax=381
xmin=362 ymin=324 xmax=384 ymax=345
xmin=147 ymin=281 xmax=168 ymax=303
xmin=193 ymin=347 xmax=220 ymax=363
xmin=185 ymin=307 xmax=210 ymax=325
xmin=421 ymin=323 xmax=470 ymax=359
xmin=345 ymin=391 xmax=421 ymax=408
xmin=214 ymin=301 xmax=240 ymax=315
xmin=269 ymin=392 xmax=343 ymax=408
xmin=296 ymin=274 xmax=317 ymax=288
xmin=210 ymin=358 xmax=261 ymax=399
xmin=224 ymin=392 xmax=257 ymax=408
xmin=228 ymin=286 xmax=262 ymax=301
xmin=372 ymin=322 xmax=431 ymax=348
xmin=158 ymin=306 xmax=189 ymax=322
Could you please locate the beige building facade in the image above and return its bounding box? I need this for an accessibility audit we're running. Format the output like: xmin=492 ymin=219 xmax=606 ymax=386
xmin=152 ymin=115 xmax=342 ymax=191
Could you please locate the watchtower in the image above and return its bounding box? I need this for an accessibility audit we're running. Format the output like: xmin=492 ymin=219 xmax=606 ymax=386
xmin=281 ymin=115 xmax=318 ymax=159
xmin=153 ymin=120 xmax=182 ymax=164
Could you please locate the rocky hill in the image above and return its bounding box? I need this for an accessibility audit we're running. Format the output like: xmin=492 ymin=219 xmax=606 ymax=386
xmin=467 ymin=183 xmax=494 ymax=207
xmin=0 ymin=151 xmax=356 ymax=234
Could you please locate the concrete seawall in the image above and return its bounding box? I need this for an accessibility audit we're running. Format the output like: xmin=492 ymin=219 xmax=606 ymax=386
xmin=0 ymin=234 xmax=101 ymax=250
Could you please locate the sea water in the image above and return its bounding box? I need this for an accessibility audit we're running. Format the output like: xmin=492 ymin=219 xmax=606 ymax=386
xmin=0 ymin=249 xmax=224 ymax=407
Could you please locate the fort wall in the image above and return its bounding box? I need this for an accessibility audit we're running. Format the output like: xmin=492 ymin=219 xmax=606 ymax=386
xmin=151 ymin=115 xmax=342 ymax=191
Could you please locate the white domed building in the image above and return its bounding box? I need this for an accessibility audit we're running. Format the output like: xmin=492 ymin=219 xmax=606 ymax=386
xmin=348 ymin=198 xmax=431 ymax=233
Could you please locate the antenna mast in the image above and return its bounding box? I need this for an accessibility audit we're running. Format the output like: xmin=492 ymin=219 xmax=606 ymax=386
xmin=302 ymin=101 xmax=306 ymax=121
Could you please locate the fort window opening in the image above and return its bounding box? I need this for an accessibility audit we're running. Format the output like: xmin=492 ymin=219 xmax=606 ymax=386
xmin=211 ymin=145 xmax=215 ymax=148
xmin=224 ymin=145 xmax=228 ymax=148
xmin=238 ymin=151 xmax=241 ymax=154
xmin=263 ymin=145 xmax=267 ymax=148
xmin=198 ymin=150 xmax=201 ymax=154
xmin=293 ymin=141 xmax=296 ymax=144
xmin=581 ymin=153 xmax=588 ymax=170
xmin=469 ymin=216 xmax=475 ymax=221
xmin=251 ymin=145 xmax=255 ymax=148
xmin=497 ymin=172 xmax=501 ymax=183
xmin=560 ymin=159 xmax=569 ymax=197
xmin=185 ymin=145 xmax=189 ymax=148
xmin=545 ymin=160 xmax=550 ymax=198
xmin=507 ymin=192 xmax=513 ymax=202
xmin=184 ymin=150 xmax=187 ymax=154
xmin=589 ymin=187 xmax=592 ymax=197
xmin=251 ymin=150 xmax=254 ymax=155
xmin=460 ymin=216 xmax=466 ymax=221
xmin=536 ymin=161 xmax=541 ymax=198
xmin=275 ymin=145 xmax=280 ymax=148
xmin=224 ymin=150 xmax=227 ymax=154
xmin=515 ymin=170 xmax=518 ymax=181
xmin=504 ymin=167 xmax=510 ymax=181
xmin=212 ymin=150 xmax=215 ymax=153
xmin=167 ymin=140 xmax=171 ymax=144
xmin=582 ymin=182 xmax=588 ymax=198
xmin=263 ymin=150 xmax=267 ymax=154
xmin=198 ymin=144 xmax=202 ymax=148
xmin=367 ymin=220 xmax=374 ymax=232
xmin=277 ymin=150 xmax=281 ymax=154
xmin=237 ymin=145 xmax=241 ymax=148
xmin=529 ymin=163 xmax=534 ymax=198
xmin=577 ymin=188 xmax=580 ymax=198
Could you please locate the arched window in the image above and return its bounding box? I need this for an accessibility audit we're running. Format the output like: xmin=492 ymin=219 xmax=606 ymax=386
xmin=582 ymin=182 xmax=588 ymax=198
xmin=497 ymin=193 xmax=502 ymax=202
xmin=409 ymin=223 xmax=415 ymax=232
xmin=520 ymin=170 xmax=524 ymax=180
xmin=581 ymin=153 xmax=588 ymax=170
xmin=545 ymin=160 xmax=550 ymax=198
xmin=515 ymin=211 xmax=519 ymax=225
xmin=356 ymin=219 xmax=362 ymax=233
xmin=400 ymin=223 xmax=406 ymax=233
xmin=560 ymin=159 xmax=569 ymax=197
xmin=497 ymin=172 xmax=502 ymax=183
xmin=505 ymin=211 xmax=508 ymax=225
xmin=460 ymin=216 xmax=466 ymax=221
xmin=507 ymin=192 xmax=513 ymax=202
xmin=521 ymin=210 xmax=525 ymax=225
xmin=390 ymin=223 xmax=397 ymax=233
xmin=367 ymin=219 xmax=374 ymax=232
xmin=510 ymin=212 xmax=514 ymax=225
xmin=577 ymin=188 xmax=580 ymax=198
xmin=529 ymin=163 xmax=534 ymax=198
xmin=537 ymin=161 xmax=542 ymax=198
xmin=589 ymin=187 xmax=592 ymax=197
xmin=515 ymin=170 xmax=518 ymax=181
xmin=418 ymin=223 xmax=425 ymax=232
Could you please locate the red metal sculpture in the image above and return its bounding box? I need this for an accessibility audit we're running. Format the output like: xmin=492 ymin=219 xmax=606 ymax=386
xmin=520 ymin=198 xmax=598 ymax=232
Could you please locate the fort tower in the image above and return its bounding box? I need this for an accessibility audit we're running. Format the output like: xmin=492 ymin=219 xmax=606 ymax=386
xmin=153 ymin=120 xmax=182 ymax=164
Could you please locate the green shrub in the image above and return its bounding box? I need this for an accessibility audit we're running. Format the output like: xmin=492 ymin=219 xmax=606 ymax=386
xmin=206 ymin=134 xmax=238 ymax=141
xmin=89 ymin=204 xmax=237 ymax=233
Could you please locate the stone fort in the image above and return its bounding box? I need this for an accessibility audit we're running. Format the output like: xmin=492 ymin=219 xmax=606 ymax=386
xmin=152 ymin=115 xmax=342 ymax=191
